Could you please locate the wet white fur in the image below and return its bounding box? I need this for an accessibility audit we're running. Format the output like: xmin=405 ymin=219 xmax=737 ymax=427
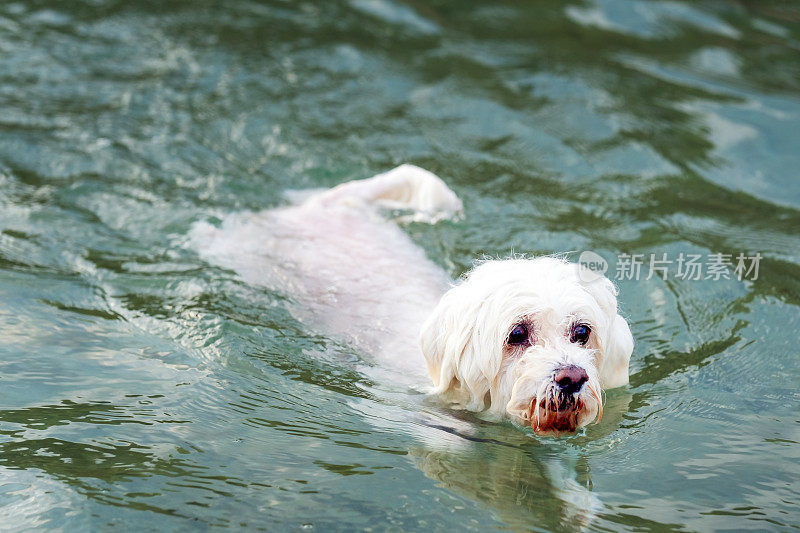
xmin=421 ymin=258 xmax=633 ymax=428
xmin=191 ymin=165 xmax=633 ymax=428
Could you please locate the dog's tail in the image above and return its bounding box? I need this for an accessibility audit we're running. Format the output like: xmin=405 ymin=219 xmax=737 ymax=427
xmin=307 ymin=164 xmax=463 ymax=223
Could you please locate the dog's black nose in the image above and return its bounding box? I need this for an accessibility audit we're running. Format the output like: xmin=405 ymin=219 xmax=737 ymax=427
xmin=554 ymin=365 xmax=588 ymax=395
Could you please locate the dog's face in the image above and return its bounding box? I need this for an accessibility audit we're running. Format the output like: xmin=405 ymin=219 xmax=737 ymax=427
xmin=420 ymin=257 xmax=633 ymax=435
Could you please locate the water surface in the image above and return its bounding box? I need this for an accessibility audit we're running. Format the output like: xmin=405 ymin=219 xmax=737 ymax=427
xmin=1 ymin=0 xmax=799 ymax=530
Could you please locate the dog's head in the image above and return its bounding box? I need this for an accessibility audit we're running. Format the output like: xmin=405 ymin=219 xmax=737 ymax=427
xmin=420 ymin=257 xmax=633 ymax=434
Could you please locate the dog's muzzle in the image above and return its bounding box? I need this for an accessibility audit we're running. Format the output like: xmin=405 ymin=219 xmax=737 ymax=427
xmin=508 ymin=364 xmax=602 ymax=435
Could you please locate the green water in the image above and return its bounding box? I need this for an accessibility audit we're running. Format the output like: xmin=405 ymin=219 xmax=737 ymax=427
xmin=1 ymin=0 xmax=799 ymax=530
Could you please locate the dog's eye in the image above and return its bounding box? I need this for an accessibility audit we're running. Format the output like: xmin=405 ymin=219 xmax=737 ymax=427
xmin=570 ymin=323 xmax=591 ymax=345
xmin=507 ymin=324 xmax=529 ymax=345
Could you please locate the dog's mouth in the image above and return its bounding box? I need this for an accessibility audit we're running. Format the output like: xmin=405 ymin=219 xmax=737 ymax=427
xmin=521 ymin=384 xmax=603 ymax=435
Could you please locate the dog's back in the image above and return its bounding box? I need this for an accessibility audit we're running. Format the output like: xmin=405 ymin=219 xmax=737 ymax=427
xmin=191 ymin=165 xmax=462 ymax=379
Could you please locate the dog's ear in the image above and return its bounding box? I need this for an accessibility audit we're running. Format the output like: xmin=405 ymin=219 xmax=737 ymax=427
xmin=578 ymin=272 xmax=633 ymax=388
xmin=419 ymin=283 xmax=492 ymax=410
xmin=601 ymin=314 xmax=633 ymax=388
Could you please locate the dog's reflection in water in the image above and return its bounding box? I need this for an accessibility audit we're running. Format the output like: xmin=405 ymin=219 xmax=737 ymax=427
xmin=402 ymin=390 xmax=631 ymax=530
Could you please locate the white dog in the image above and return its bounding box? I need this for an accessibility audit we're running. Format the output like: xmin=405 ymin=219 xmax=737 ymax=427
xmin=191 ymin=165 xmax=633 ymax=434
